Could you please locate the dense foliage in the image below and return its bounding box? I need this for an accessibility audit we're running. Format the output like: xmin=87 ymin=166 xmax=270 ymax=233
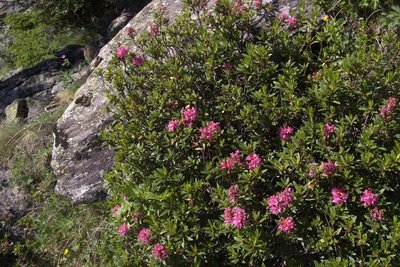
xmin=36 ymin=0 xmax=115 ymax=28
xmin=2 ymin=0 xmax=116 ymax=67
xmin=104 ymin=0 xmax=400 ymax=266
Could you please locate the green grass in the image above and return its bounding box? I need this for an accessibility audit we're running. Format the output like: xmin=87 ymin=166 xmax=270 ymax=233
xmin=0 ymin=121 xmax=26 ymax=168
xmin=17 ymin=196 xmax=110 ymax=267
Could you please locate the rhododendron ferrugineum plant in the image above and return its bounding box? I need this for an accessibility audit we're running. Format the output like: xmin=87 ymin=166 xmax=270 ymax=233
xmin=103 ymin=0 xmax=400 ymax=265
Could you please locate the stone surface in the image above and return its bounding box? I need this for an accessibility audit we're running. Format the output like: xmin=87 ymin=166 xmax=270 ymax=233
xmin=51 ymin=0 xmax=185 ymax=204
xmin=107 ymin=12 xmax=131 ymax=38
xmin=0 ymin=44 xmax=85 ymax=119
xmin=0 ymin=169 xmax=31 ymax=221
xmin=4 ymin=99 xmax=28 ymax=123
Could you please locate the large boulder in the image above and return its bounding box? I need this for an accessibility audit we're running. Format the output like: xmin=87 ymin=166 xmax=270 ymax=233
xmin=51 ymin=0 xmax=185 ymax=204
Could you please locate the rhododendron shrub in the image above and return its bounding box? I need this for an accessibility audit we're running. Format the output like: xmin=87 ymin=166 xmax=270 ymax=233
xmin=103 ymin=0 xmax=400 ymax=265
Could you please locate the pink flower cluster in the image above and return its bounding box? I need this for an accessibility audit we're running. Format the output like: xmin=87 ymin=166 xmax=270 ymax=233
xmin=113 ymin=204 xmax=120 ymax=216
xmin=152 ymin=243 xmax=169 ymax=260
xmin=380 ymin=97 xmax=397 ymax=120
xmin=228 ymin=185 xmax=240 ymax=203
xmin=322 ymin=160 xmax=337 ymax=177
xmin=116 ymin=45 xmax=129 ymax=59
xmin=360 ymin=188 xmax=379 ymax=207
xmin=232 ymin=0 xmax=247 ymax=15
xmin=117 ymin=223 xmax=129 ymax=236
xmin=167 ymin=106 xmax=198 ymax=132
xmin=127 ymin=27 xmax=135 ymax=37
xmin=246 ymin=153 xmax=262 ymax=169
xmin=371 ymin=207 xmax=384 ymax=222
xmin=278 ymin=12 xmax=297 ymax=27
xmin=150 ymin=23 xmax=159 ymax=37
xmin=167 ymin=107 xmax=221 ymax=142
xmin=167 ymin=119 xmax=180 ymax=132
xmin=331 ymin=187 xmax=348 ymax=205
xmin=254 ymin=0 xmax=262 ymax=10
xmin=183 ymin=106 xmax=197 ymax=126
xmin=268 ymin=187 xmax=294 ymax=215
xmin=138 ymin=228 xmax=152 ymax=245
xmin=132 ymin=55 xmax=144 ymax=66
xmin=278 ymin=217 xmax=295 ymax=233
xmin=222 ymin=62 xmax=232 ymax=72
xmin=323 ymin=123 xmax=336 ymax=139
xmin=360 ymin=189 xmax=383 ymax=222
xmin=224 ymin=207 xmax=247 ymax=229
xmin=199 ymin=121 xmax=220 ymax=141
xmin=220 ymin=150 xmax=242 ymax=170
xmin=279 ymin=125 xmax=294 ymax=141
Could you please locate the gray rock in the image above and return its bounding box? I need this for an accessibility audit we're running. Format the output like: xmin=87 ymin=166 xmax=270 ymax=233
xmin=51 ymin=0 xmax=185 ymax=204
xmin=26 ymin=95 xmax=51 ymax=121
xmin=4 ymin=99 xmax=28 ymax=123
xmin=50 ymin=81 xmax=66 ymax=95
xmin=107 ymin=12 xmax=131 ymax=38
xmin=0 ymin=168 xmax=31 ymax=244
xmin=0 ymin=44 xmax=85 ymax=119
xmin=0 ymin=169 xmax=31 ymax=221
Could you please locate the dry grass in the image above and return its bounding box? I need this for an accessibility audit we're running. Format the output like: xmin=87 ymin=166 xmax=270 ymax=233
xmin=0 ymin=121 xmax=26 ymax=168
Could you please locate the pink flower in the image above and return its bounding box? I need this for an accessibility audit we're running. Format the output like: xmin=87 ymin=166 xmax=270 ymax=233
xmin=230 ymin=150 xmax=242 ymax=164
xmin=138 ymin=228 xmax=151 ymax=245
xmin=278 ymin=217 xmax=295 ymax=233
xmin=150 ymin=23 xmax=159 ymax=37
xmin=268 ymin=187 xmax=294 ymax=215
xmin=199 ymin=0 xmax=206 ymax=9
xmin=322 ymin=160 xmax=337 ymax=177
xmin=167 ymin=119 xmax=180 ymax=132
xmin=220 ymin=150 xmax=242 ymax=171
xmin=116 ymin=45 xmax=129 ymax=59
xmin=279 ymin=125 xmax=294 ymax=141
xmin=220 ymin=158 xmax=235 ymax=170
xmin=232 ymin=0 xmax=247 ymax=14
xmin=228 ymin=185 xmax=240 ymax=203
xmin=231 ymin=207 xmax=247 ymax=229
xmin=323 ymin=123 xmax=336 ymax=139
xmin=224 ymin=207 xmax=247 ymax=229
xmin=371 ymin=208 xmax=384 ymax=222
xmin=286 ymin=16 xmax=297 ymax=27
xmin=113 ymin=204 xmax=120 ymax=216
xmin=199 ymin=121 xmax=220 ymax=141
xmin=222 ymin=62 xmax=232 ymax=72
xmin=281 ymin=187 xmax=294 ymax=204
xmin=331 ymin=187 xmax=348 ymax=205
xmin=254 ymin=0 xmax=262 ymax=10
xmin=246 ymin=153 xmax=261 ymax=169
xmin=309 ymin=163 xmax=319 ymax=178
xmin=183 ymin=107 xmax=197 ymax=126
xmin=132 ymin=55 xmax=144 ymax=66
xmin=117 ymin=223 xmax=129 ymax=236
xmin=224 ymin=207 xmax=233 ymax=224
xmin=360 ymin=189 xmax=379 ymax=206
xmin=380 ymin=97 xmax=397 ymax=120
xmin=278 ymin=12 xmax=289 ymax=21
xmin=152 ymin=243 xmax=169 ymax=260
xmin=127 ymin=27 xmax=135 ymax=37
